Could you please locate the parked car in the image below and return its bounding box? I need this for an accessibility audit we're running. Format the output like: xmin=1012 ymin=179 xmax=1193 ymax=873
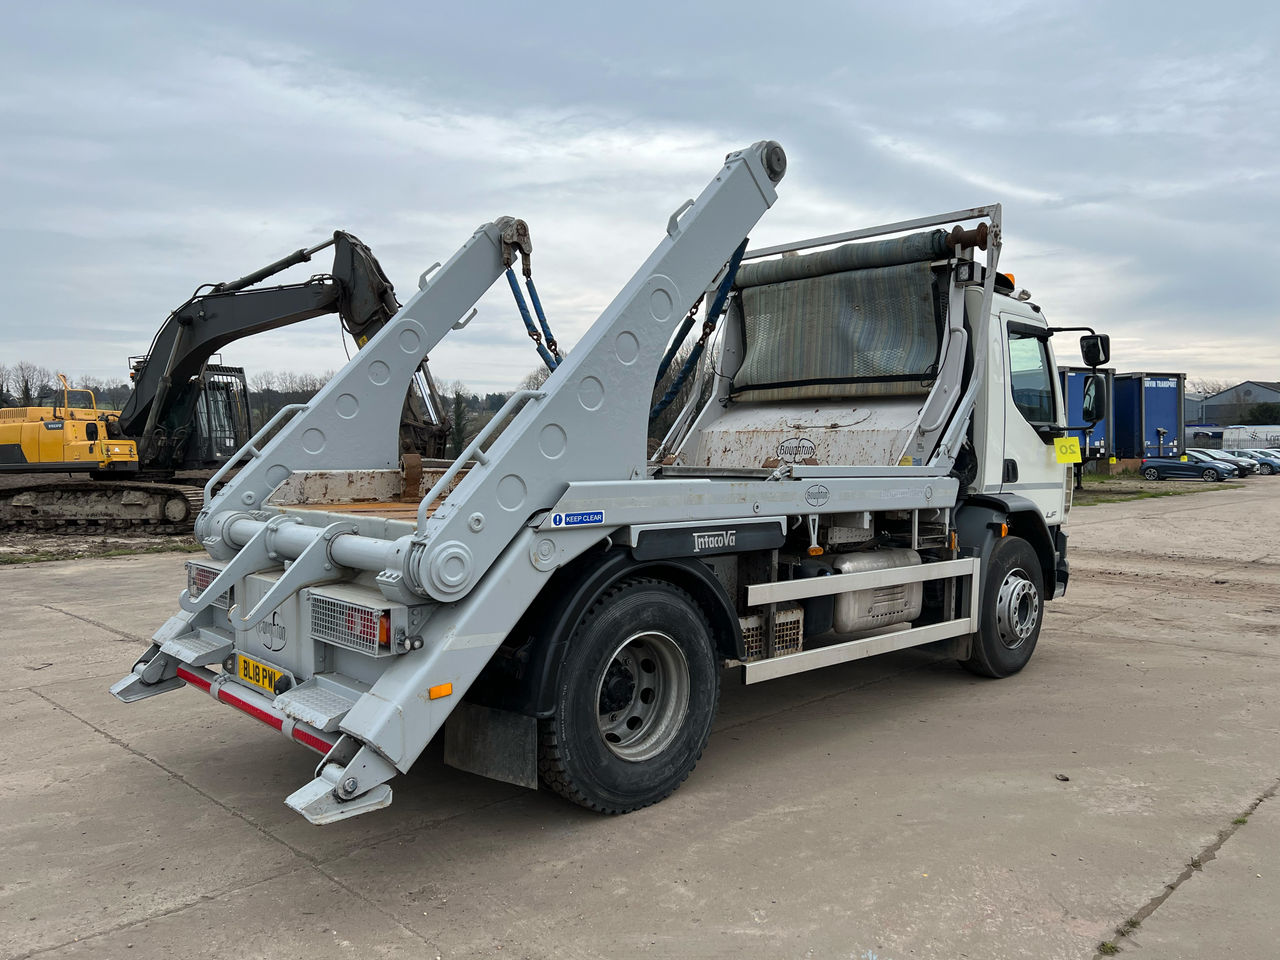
xmin=1228 ymin=449 xmax=1280 ymax=476
xmin=1141 ymin=451 xmax=1237 ymax=482
xmin=1189 ymin=448 xmax=1257 ymax=476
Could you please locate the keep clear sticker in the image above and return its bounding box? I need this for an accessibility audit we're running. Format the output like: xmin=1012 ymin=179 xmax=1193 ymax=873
xmin=1055 ymin=437 xmax=1082 ymax=464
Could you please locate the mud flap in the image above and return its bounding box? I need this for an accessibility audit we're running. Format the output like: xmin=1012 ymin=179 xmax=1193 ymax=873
xmin=443 ymin=701 xmax=539 ymax=789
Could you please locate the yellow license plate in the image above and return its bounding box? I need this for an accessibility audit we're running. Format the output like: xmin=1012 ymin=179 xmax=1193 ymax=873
xmin=236 ymin=654 xmax=283 ymax=695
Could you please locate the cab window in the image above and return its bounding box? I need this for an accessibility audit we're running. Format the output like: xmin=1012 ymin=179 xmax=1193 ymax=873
xmin=1008 ymin=332 xmax=1056 ymax=425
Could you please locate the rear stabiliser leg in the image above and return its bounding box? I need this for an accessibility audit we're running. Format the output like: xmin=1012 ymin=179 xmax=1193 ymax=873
xmin=109 ymin=643 xmax=183 ymax=702
xmin=108 ymin=613 xmax=199 ymax=702
xmin=284 ymin=734 xmax=397 ymax=824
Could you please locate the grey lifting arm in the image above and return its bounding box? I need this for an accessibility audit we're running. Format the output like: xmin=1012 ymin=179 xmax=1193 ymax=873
xmin=194 ymin=218 xmax=531 ymax=546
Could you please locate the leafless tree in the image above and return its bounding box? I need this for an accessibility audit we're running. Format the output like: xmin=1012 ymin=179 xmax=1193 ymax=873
xmin=248 ymin=370 xmax=278 ymax=394
xmin=519 ymin=366 xmax=550 ymax=391
xmin=1186 ymin=377 xmax=1235 ymax=397
xmin=13 ymin=361 xmax=53 ymax=406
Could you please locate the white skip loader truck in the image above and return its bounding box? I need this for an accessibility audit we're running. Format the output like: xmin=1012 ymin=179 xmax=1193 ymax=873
xmin=112 ymin=140 xmax=1109 ymax=823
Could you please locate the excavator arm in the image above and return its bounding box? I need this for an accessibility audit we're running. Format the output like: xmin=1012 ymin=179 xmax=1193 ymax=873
xmin=118 ymin=233 xmax=449 ymax=470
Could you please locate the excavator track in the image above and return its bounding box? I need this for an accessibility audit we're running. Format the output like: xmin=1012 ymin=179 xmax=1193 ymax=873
xmin=0 ymin=478 xmax=204 ymax=535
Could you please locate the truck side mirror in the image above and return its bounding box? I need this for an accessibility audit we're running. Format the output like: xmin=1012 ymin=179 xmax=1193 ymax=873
xmin=85 ymin=422 xmax=99 ymax=441
xmin=1082 ymin=373 xmax=1106 ymax=424
xmin=1080 ymin=334 xmax=1110 ymax=368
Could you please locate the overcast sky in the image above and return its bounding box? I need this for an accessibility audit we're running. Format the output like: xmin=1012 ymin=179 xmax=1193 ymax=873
xmin=2 ymin=0 xmax=1276 ymax=394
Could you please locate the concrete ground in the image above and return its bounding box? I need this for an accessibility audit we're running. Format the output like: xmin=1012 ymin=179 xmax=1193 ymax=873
xmin=2 ymin=482 xmax=1278 ymax=959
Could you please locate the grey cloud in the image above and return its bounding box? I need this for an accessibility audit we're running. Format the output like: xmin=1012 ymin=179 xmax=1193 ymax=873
xmin=2 ymin=0 xmax=1277 ymax=393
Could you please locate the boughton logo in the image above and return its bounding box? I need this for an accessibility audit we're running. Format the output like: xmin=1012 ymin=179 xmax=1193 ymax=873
xmin=777 ymin=437 xmax=816 ymax=463
xmin=257 ymin=612 xmax=287 ymax=652
xmin=805 ymin=483 xmax=830 ymax=507
xmin=692 ymin=529 xmax=736 ymax=553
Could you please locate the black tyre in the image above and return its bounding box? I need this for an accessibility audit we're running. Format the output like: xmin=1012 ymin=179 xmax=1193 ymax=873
xmin=538 ymin=577 xmax=721 ymax=813
xmin=1142 ymin=467 xmax=1160 ymax=481
xmin=1201 ymin=468 xmax=1218 ymax=482
xmin=961 ymin=536 xmax=1044 ymax=679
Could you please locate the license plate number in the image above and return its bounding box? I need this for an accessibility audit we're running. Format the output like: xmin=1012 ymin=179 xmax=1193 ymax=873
xmin=236 ymin=654 xmax=282 ymax=695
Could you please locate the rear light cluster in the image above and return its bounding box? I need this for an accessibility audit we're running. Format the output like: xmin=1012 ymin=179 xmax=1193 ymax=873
xmin=186 ymin=562 xmax=230 ymax=610
xmin=348 ymin=605 xmax=391 ymax=649
xmin=310 ymin=595 xmax=394 ymax=657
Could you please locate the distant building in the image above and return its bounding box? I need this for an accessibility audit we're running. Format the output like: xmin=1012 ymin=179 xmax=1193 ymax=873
xmin=1184 ymin=391 xmax=1205 ymax=423
xmin=1201 ymin=381 xmax=1280 ymax=424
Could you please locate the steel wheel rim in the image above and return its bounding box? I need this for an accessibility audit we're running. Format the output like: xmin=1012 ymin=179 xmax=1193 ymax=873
xmin=595 ymin=630 xmax=690 ymax=762
xmin=995 ymin=566 xmax=1040 ymax=650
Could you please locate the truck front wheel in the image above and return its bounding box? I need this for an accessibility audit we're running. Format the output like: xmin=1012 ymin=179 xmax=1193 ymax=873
xmin=538 ymin=577 xmax=721 ymax=813
xmin=961 ymin=536 xmax=1044 ymax=678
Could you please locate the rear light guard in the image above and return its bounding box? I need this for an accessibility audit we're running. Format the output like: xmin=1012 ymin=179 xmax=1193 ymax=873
xmin=303 ymin=583 xmax=429 ymax=658
xmin=187 ymin=560 xmax=232 ymax=611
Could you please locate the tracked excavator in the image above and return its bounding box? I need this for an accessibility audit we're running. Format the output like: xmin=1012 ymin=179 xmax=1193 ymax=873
xmin=0 ymin=233 xmax=450 ymax=533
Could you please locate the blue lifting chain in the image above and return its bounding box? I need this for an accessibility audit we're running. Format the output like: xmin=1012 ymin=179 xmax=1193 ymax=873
xmin=649 ymin=238 xmax=748 ymax=423
xmin=507 ymin=267 xmax=561 ymax=371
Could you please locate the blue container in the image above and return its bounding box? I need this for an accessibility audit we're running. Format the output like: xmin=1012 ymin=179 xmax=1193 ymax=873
xmin=1058 ymin=366 xmax=1115 ymax=458
xmin=1113 ymin=372 xmax=1187 ymax=459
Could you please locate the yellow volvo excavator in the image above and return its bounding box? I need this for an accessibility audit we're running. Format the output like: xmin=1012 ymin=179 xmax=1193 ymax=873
xmin=0 ymin=377 xmax=138 ymax=474
xmin=0 ymin=233 xmax=450 ymax=533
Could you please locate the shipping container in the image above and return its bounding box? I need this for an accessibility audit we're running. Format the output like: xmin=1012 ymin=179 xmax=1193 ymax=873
xmin=1113 ymin=372 xmax=1186 ymax=459
xmin=1058 ymin=366 xmax=1115 ymax=458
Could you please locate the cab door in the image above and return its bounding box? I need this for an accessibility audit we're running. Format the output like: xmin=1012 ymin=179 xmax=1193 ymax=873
xmin=1000 ymin=318 xmax=1068 ymax=523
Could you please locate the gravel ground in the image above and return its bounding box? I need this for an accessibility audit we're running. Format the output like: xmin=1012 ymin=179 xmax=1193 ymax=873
xmin=2 ymin=480 xmax=1278 ymax=958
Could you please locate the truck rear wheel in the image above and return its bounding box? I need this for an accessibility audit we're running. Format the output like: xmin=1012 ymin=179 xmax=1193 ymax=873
xmin=961 ymin=536 xmax=1043 ymax=678
xmin=538 ymin=577 xmax=720 ymax=813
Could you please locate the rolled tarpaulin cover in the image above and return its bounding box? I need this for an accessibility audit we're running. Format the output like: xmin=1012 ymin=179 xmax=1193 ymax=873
xmin=735 ymin=229 xmax=950 ymax=289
